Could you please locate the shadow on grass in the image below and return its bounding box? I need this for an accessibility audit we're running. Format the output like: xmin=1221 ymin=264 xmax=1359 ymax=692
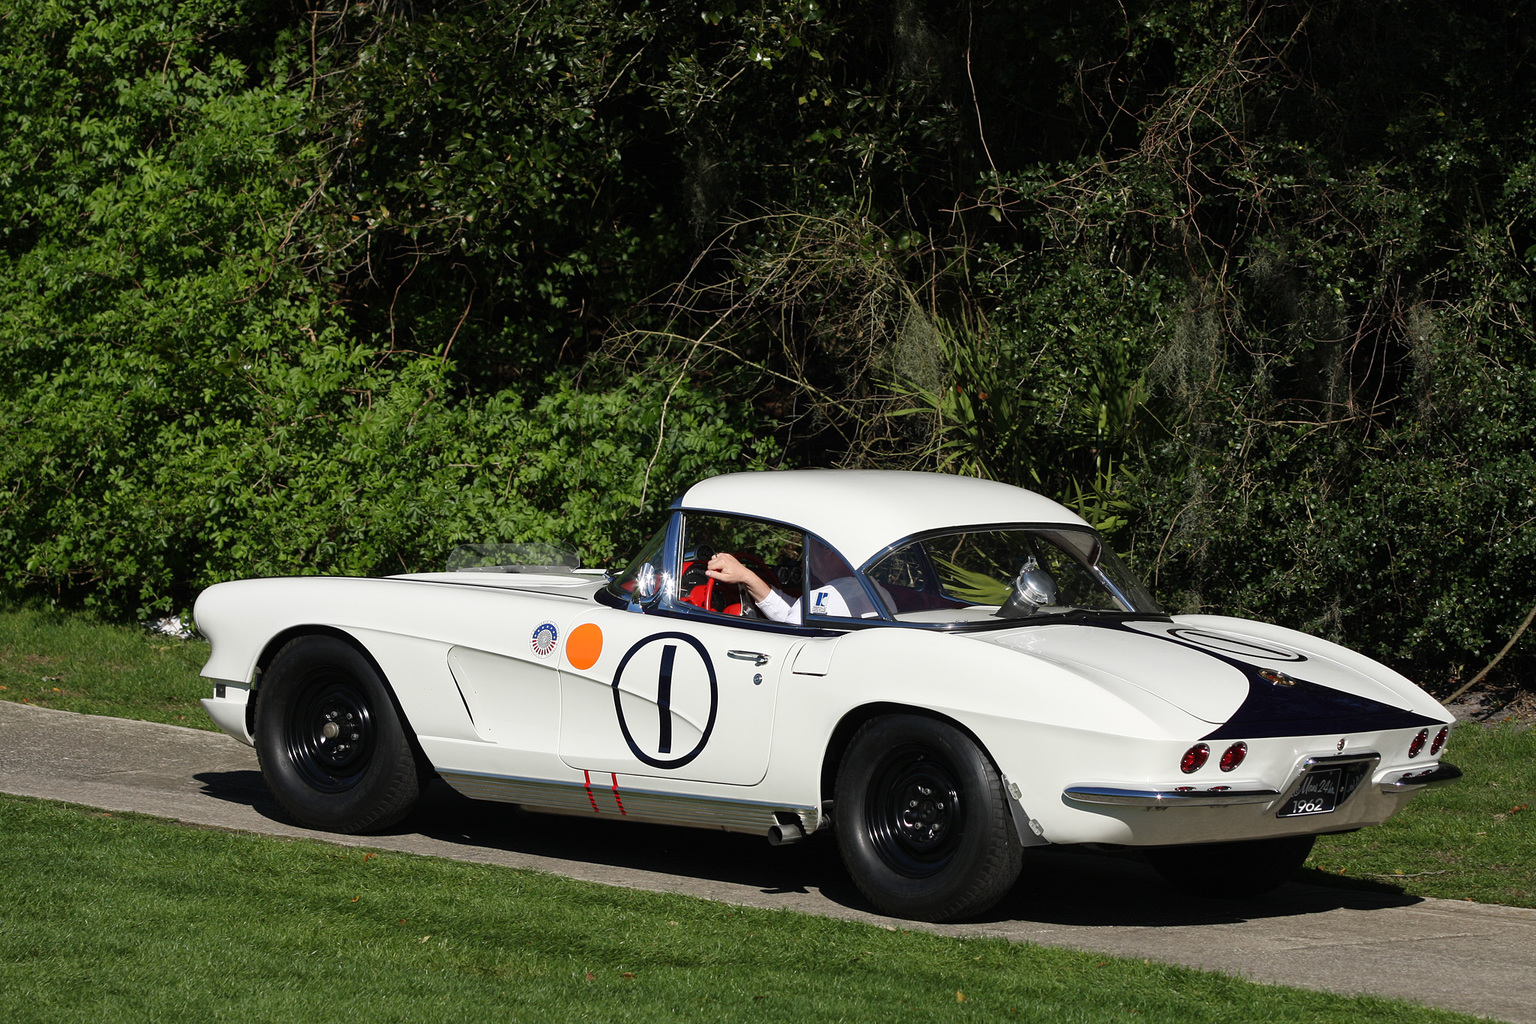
xmin=193 ymin=767 xmax=1422 ymax=928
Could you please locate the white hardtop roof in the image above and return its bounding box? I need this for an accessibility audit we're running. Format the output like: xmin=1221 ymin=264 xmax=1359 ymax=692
xmin=678 ymin=470 xmax=1090 ymax=568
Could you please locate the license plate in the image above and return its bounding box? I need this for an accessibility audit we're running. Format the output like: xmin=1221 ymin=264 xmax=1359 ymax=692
xmin=1277 ymin=767 xmax=1341 ymax=817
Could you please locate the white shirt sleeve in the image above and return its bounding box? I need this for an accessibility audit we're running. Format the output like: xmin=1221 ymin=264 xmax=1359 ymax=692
xmin=754 ymin=587 xmax=796 ymax=623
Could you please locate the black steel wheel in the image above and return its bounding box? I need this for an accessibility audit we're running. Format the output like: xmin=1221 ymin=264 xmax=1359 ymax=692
xmin=1145 ymin=834 xmax=1317 ymax=898
xmin=834 ymin=715 xmax=1022 ymax=922
xmin=255 ymin=635 xmax=424 ymax=834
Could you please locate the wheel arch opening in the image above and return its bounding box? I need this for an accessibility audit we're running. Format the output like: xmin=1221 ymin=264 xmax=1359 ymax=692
xmin=820 ymin=702 xmax=997 ymax=814
xmin=250 ymin=627 xmax=430 ymax=773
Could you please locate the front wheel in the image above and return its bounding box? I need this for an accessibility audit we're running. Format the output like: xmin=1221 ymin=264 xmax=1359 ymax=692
xmin=1145 ymin=834 xmax=1316 ymax=898
xmin=834 ymin=715 xmax=1022 ymax=922
xmin=255 ymin=635 xmax=424 ymax=834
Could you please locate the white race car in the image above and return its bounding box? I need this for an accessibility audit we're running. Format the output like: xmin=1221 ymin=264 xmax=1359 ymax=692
xmin=195 ymin=470 xmax=1459 ymax=921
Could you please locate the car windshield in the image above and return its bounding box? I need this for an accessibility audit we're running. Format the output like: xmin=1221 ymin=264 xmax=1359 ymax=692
xmin=864 ymin=526 xmax=1163 ymax=625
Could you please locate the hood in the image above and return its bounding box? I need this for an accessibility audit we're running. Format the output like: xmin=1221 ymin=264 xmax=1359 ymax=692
xmin=981 ymin=617 xmax=1441 ymax=739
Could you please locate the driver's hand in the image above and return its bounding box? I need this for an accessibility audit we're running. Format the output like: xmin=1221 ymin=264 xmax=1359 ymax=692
xmin=706 ymin=553 xmax=770 ymax=601
xmin=705 ymin=552 xmax=749 ymax=583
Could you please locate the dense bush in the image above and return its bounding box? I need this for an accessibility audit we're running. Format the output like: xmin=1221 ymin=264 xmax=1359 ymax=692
xmin=1114 ymin=3 xmax=1536 ymax=689
xmin=0 ymin=0 xmax=771 ymax=616
xmin=2 ymin=0 xmax=1535 ymax=691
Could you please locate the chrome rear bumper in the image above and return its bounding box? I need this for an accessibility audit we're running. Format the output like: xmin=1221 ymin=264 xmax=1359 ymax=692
xmin=1065 ymin=755 xmax=1460 ymax=810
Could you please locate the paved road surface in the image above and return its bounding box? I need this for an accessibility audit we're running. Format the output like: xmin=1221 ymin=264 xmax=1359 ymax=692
xmin=2 ymin=700 xmax=1531 ymax=1023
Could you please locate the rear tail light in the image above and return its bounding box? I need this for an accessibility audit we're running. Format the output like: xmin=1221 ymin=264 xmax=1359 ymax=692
xmin=1430 ymin=726 xmax=1449 ymax=755
xmin=1219 ymin=742 xmax=1248 ymax=772
xmin=1408 ymin=728 xmax=1429 ymax=758
xmin=1180 ymin=743 xmax=1210 ymax=773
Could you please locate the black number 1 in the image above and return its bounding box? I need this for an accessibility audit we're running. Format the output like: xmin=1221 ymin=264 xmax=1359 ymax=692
xmin=656 ymin=644 xmax=676 ymax=754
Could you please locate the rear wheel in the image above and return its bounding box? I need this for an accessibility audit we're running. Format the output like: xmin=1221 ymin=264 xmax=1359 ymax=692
xmin=834 ymin=715 xmax=1022 ymax=922
xmin=1145 ymin=834 xmax=1316 ymax=898
xmin=255 ymin=635 xmax=424 ymax=833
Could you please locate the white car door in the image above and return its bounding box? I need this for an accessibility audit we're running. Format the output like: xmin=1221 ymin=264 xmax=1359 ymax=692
xmin=556 ymin=607 xmax=805 ymax=786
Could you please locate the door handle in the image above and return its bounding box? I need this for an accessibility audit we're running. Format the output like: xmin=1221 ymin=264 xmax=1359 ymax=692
xmin=727 ymin=650 xmax=771 ymax=667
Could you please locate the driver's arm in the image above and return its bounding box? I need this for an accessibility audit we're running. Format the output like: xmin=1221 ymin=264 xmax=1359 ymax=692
xmin=706 ymin=553 xmax=794 ymax=622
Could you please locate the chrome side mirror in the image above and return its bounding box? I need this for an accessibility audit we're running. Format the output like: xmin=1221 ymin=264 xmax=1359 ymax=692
xmin=634 ymin=562 xmax=659 ymax=601
xmin=998 ymin=556 xmax=1057 ymax=618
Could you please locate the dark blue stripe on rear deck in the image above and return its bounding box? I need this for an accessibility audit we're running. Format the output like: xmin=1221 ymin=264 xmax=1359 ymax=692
xmin=1079 ymin=620 xmax=1442 ymax=739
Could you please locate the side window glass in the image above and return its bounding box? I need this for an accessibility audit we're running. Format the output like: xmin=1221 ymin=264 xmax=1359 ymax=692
xmin=865 ymin=546 xmax=930 ymax=591
xmin=865 ymin=542 xmax=964 ymax=616
xmin=678 ymin=514 xmax=802 ymax=619
xmin=804 ymin=536 xmax=887 ymax=620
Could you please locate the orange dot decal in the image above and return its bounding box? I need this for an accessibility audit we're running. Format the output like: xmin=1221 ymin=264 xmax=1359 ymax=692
xmin=566 ymin=623 xmax=604 ymax=670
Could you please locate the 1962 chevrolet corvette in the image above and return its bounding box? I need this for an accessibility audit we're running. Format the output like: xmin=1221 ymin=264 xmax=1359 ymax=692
xmin=195 ymin=470 xmax=1459 ymax=921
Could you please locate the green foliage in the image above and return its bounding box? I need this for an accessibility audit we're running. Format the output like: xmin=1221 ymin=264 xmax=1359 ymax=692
xmin=0 ymin=0 xmax=325 ymax=613
xmin=1102 ymin=1 xmax=1536 ymax=682
xmin=3 ymin=0 xmax=1536 ymax=691
xmin=0 ymin=0 xmax=773 ymax=618
xmin=5 ymin=333 xmax=768 ymax=614
xmin=296 ymin=0 xmax=682 ymax=379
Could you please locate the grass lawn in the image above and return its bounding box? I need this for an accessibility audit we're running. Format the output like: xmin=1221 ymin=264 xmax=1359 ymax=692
xmin=0 ymin=607 xmax=212 ymax=727
xmin=1305 ymin=723 xmax=1536 ymax=908
xmin=0 ymin=794 xmax=1498 ymax=1024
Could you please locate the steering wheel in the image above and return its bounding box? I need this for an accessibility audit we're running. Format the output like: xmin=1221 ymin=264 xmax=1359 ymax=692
xmin=704 ymin=552 xmax=780 ymax=615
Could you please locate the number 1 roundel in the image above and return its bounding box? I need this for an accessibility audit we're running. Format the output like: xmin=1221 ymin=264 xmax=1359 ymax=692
xmin=611 ymin=632 xmax=718 ymax=769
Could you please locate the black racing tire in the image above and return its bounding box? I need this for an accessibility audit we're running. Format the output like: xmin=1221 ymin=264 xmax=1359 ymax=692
xmin=834 ymin=715 xmax=1023 ymax=922
xmin=255 ymin=635 xmax=424 ymax=834
xmin=1145 ymin=834 xmax=1317 ymax=898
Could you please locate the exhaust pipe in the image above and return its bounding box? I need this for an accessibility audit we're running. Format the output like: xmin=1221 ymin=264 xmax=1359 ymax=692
xmin=767 ymin=818 xmax=806 ymax=845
